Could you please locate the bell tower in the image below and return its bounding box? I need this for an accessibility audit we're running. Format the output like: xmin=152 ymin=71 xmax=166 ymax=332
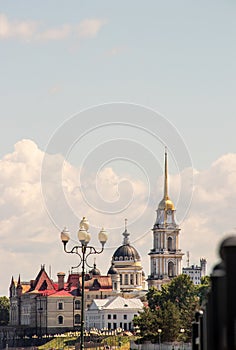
xmin=147 ymin=149 xmax=184 ymax=290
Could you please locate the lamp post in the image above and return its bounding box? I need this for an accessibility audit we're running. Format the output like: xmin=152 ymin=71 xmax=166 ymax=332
xmin=61 ymin=217 xmax=108 ymax=350
xmin=180 ymin=328 xmax=185 ymax=350
xmin=157 ymin=329 xmax=162 ymax=350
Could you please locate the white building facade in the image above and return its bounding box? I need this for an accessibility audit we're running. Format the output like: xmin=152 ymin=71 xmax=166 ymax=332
xmin=182 ymin=258 xmax=207 ymax=285
xmin=85 ymin=296 xmax=143 ymax=331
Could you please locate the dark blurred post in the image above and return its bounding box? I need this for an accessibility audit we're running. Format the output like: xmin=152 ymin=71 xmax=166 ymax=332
xmin=192 ymin=235 xmax=236 ymax=350
xmin=192 ymin=310 xmax=203 ymax=350
xmin=220 ymin=236 xmax=236 ymax=349
xmin=208 ymin=262 xmax=226 ymax=350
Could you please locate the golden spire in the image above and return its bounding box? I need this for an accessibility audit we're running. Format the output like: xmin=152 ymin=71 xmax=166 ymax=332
xmin=164 ymin=147 xmax=168 ymax=200
xmin=158 ymin=147 xmax=175 ymax=210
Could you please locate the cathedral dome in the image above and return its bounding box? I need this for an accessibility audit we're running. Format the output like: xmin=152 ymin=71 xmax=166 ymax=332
xmin=158 ymin=197 xmax=175 ymax=211
xmin=89 ymin=264 xmax=101 ymax=276
xmin=107 ymin=263 xmax=118 ymax=275
xmin=113 ymin=244 xmax=140 ymax=261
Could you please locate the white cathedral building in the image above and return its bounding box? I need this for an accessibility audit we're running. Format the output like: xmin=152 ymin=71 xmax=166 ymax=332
xmin=108 ymin=149 xmax=199 ymax=292
xmin=107 ymin=219 xmax=146 ymax=294
xmin=147 ymin=150 xmax=184 ymax=290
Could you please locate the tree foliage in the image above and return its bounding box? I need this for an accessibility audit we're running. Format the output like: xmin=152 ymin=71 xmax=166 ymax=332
xmin=196 ymin=275 xmax=211 ymax=305
xmin=0 ymin=296 xmax=10 ymax=326
xmin=133 ymin=307 xmax=162 ymax=341
xmin=135 ymin=275 xmax=203 ymax=342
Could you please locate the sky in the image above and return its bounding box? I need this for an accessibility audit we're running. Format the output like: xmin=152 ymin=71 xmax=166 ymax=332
xmin=0 ymin=1 xmax=236 ymax=296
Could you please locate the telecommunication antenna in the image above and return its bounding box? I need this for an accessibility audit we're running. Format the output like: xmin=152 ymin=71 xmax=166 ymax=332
xmin=187 ymin=251 xmax=190 ymax=267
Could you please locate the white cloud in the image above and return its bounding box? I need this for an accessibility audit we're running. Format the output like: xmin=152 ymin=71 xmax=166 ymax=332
xmin=0 ymin=13 xmax=38 ymax=40
xmin=0 ymin=13 xmax=106 ymax=42
xmin=77 ymin=19 xmax=107 ymax=39
xmin=38 ymin=25 xmax=72 ymax=41
xmin=0 ymin=140 xmax=235 ymax=296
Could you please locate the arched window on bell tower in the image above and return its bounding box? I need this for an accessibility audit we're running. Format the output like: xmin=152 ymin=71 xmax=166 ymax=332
xmin=167 ymin=237 xmax=173 ymax=251
xmin=168 ymin=261 xmax=174 ymax=277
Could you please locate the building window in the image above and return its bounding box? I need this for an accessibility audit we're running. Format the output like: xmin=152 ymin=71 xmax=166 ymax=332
xmin=120 ymin=274 xmax=122 ymax=284
xmin=113 ymin=323 xmax=117 ymax=329
xmin=168 ymin=261 xmax=174 ymax=277
xmin=74 ymin=314 xmax=81 ymax=324
xmin=130 ymin=274 xmax=134 ymax=285
xmin=108 ymin=323 xmax=111 ymax=329
xmin=75 ymin=300 xmax=81 ymax=310
xmin=57 ymin=301 xmax=64 ymax=310
xmin=167 ymin=237 xmax=173 ymax=251
xmin=108 ymin=314 xmax=111 ymax=319
xmin=58 ymin=315 xmax=64 ymax=325
xmin=124 ymin=274 xmax=128 ymax=285
xmin=124 ymin=315 xmax=127 ymax=320
xmin=113 ymin=314 xmax=117 ymax=319
xmin=120 ymin=322 xmax=122 ymax=328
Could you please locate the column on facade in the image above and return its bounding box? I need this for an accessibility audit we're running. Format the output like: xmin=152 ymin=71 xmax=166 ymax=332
xmin=163 ymin=231 xmax=166 ymax=250
xmin=120 ymin=273 xmax=123 ymax=286
xmin=178 ymin=258 xmax=181 ymax=275
xmin=173 ymin=234 xmax=176 ymax=250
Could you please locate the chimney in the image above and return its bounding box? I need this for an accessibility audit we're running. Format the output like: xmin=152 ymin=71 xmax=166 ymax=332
xmin=57 ymin=272 xmax=65 ymax=290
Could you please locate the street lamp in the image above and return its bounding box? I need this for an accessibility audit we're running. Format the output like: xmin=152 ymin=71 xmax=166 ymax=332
xmin=157 ymin=329 xmax=162 ymax=350
xmin=61 ymin=217 xmax=108 ymax=350
xmin=180 ymin=328 xmax=185 ymax=350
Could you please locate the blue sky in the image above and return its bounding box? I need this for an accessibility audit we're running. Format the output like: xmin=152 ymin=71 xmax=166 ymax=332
xmin=1 ymin=1 xmax=235 ymax=167
xmin=0 ymin=1 xmax=236 ymax=295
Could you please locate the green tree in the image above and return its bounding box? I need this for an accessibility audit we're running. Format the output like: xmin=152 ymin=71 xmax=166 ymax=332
xmin=0 ymin=296 xmax=10 ymax=326
xmin=135 ymin=275 xmax=201 ymax=342
xmin=161 ymin=300 xmax=181 ymax=342
xmin=196 ymin=276 xmax=211 ymax=305
xmin=133 ymin=307 xmax=162 ymax=341
xmin=166 ymin=275 xmax=199 ymax=340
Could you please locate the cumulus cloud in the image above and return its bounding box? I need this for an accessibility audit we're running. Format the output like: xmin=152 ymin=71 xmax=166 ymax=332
xmin=38 ymin=25 xmax=72 ymax=41
xmin=0 ymin=140 xmax=235 ymax=296
xmin=77 ymin=19 xmax=107 ymax=39
xmin=180 ymin=153 xmax=236 ymax=270
xmin=0 ymin=13 xmax=106 ymax=42
xmin=0 ymin=13 xmax=38 ymax=40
